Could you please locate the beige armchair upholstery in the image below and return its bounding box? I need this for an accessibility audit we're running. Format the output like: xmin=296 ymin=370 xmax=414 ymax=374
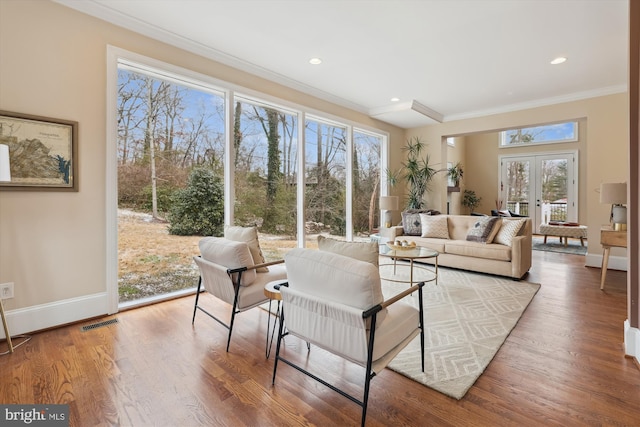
xmin=272 ymin=248 xmax=424 ymax=427
xmin=192 ymin=237 xmax=287 ymax=352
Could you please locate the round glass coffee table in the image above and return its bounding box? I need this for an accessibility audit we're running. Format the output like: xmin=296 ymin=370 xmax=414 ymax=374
xmin=379 ymin=245 xmax=439 ymax=287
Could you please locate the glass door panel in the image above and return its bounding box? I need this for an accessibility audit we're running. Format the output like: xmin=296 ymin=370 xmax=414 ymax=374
xmin=500 ymin=152 xmax=577 ymax=234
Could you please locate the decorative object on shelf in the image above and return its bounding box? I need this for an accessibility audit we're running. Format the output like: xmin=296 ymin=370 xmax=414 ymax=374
xmin=462 ymin=189 xmax=481 ymax=214
xmin=380 ymin=195 xmax=399 ymax=228
xmin=0 ymin=110 xmax=78 ymax=191
xmin=599 ymin=182 xmax=627 ymax=231
xmin=386 ymin=136 xmax=439 ymax=209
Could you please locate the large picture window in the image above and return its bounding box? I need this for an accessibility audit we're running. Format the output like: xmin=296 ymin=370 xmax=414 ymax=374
xmin=233 ymin=98 xmax=299 ymax=258
xmin=304 ymin=118 xmax=347 ymax=244
xmin=500 ymin=122 xmax=578 ymax=147
xmin=110 ymin=51 xmax=387 ymax=308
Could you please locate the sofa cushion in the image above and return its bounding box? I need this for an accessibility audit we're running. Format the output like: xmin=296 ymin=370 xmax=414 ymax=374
xmin=318 ymin=235 xmax=379 ymax=267
xmin=224 ymin=225 xmax=268 ymax=272
xmin=466 ymin=216 xmax=500 ymax=243
xmin=199 ymin=237 xmax=257 ymax=285
xmin=494 ymin=218 xmax=526 ymax=246
xmin=410 ymin=238 xmax=446 ymax=253
xmin=419 ymin=214 xmax=449 ymax=239
xmin=445 ymin=240 xmax=512 ymax=261
xmin=401 ymin=211 xmax=424 ymax=236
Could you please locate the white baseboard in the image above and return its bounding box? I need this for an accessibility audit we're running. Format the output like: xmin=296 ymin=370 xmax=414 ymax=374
xmin=585 ymin=253 xmax=628 ymax=271
xmin=0 ymin=293 xmax=109 ymax=339
xmin=624 ymin=320 xmax=640 ymax=362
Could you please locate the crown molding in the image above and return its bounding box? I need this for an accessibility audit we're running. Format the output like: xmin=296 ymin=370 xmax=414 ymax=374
xmin=445 ymin=85 xmax=628 ymax=122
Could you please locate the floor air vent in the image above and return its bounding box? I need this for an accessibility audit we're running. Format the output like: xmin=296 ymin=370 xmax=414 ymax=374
xmin=81 ymin=318 xmax=119 ymax=332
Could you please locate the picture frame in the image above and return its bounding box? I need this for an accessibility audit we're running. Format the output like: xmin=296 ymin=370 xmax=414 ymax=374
xmin=0 ymin=110 xmax=78 ymax=191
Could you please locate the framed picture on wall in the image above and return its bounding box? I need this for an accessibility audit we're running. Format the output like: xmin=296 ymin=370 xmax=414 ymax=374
xmin=0 ymin=110 xmax=78 ymax=191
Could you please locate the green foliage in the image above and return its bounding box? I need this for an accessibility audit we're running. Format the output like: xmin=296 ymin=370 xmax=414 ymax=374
xmin=447 ymin=162 xmax=464 ymax=187
xmin=168 ymin=168 xmax=224 ymax=236
xmin=141 ymin=184 xmax=176 ymax=214
xmin=462 ymin=189 xmax=482 ymax=214
xmin=388 ymin=136 xmax=439 ymax=209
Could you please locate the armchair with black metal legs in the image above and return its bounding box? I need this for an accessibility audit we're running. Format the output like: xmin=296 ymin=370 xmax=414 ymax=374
xmin=272 ymin=249 xmax=425 ymax=427
xmin=192 ymin=237 xmax=287 ymax=352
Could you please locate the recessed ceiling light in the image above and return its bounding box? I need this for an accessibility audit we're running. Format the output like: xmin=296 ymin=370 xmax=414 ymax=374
xmin=309 ymin=58 xmax=322 ymax=65
xmin=550 ymin=57 xmax=567 ymax=65
xmin=390 ymin=97 xmax=400 ymax=102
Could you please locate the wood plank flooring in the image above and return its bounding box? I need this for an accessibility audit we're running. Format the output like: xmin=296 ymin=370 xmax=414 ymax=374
xmin=1 ymin=250 xmax=638 ymax=426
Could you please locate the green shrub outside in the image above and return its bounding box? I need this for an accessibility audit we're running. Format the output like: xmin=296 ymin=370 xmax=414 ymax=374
xmin=168 ymin=168 xmax=224 ymax=236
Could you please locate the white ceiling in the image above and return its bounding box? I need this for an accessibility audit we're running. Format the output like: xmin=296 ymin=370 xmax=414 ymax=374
xmin=56 ymin=0 xmax=628 ymax=128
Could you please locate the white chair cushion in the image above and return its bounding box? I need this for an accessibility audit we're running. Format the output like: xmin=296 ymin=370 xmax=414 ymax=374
xmin=224 ymin=225 xmax=269 ymax=272
xmin=237 ymin=263 xmax=288 ymax=310
xmin=284 ymin=249 xmax=386 ymax=324
xmin=317 ymin=235 xmax=379 ymax=266
xmin=199 ymin=237 xmax=256 ymax=286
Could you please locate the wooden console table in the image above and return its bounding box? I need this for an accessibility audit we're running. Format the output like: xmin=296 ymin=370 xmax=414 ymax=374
xmin=600 ymin=226 xmax=627 ymax=290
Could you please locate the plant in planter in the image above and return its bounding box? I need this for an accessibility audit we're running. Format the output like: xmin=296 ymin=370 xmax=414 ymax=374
xmin=447 ymin=162 xmax=464 ymax=188
xmin=387 ymin=136 xmax=439 ymax=209
xmin=462 ymin=189 xmax=481 ymax=214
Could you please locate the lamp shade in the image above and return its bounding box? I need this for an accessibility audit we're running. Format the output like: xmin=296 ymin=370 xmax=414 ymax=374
xmin=380 ymin=196 xmax=399 ymax=211
xmin=600 ymin=183 xmax=626 ymax=205
xmin=0 ymin=144 xmax=10 ymax=182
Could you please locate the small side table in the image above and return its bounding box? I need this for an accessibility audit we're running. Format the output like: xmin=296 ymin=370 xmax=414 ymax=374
xmin=264 ymin=280 xmax=285 ymax=358
xmin=600 ymin=226 xmax=627 ymax=290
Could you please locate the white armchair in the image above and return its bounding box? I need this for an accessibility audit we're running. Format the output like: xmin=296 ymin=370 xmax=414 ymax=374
xmin=192 ymin=237 xmax=287 ymax=352
xmin=272 ymin=248 xmax=424 ymax=427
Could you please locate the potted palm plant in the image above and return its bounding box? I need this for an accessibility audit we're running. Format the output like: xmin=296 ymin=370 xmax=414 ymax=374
xmin=447 ymin=162 xmax=464 ymax=189
xmin=387 ymin=137 xmax=438 ymax=209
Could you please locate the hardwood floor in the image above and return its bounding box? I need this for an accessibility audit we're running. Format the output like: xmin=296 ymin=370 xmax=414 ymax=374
xmin=1 ymin=250 xmax=638 ymax=426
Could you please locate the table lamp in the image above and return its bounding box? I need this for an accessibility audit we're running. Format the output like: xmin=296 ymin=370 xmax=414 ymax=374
xmin=380 ymin=195 xmax=399 ymax=228
xmin=600 ymin=182 xmax=626 ymax=231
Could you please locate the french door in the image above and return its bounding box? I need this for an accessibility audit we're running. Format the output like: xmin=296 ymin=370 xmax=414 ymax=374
xmin=499 ymin=151 xmax=578 ymax=234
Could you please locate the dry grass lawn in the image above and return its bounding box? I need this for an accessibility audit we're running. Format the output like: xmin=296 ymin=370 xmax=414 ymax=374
xmin=117 ymin=209 xmax=300 ymax=301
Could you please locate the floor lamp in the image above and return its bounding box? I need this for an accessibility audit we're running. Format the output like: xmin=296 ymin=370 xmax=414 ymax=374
xmin=0 ymin=144 xmax=13 ymax=353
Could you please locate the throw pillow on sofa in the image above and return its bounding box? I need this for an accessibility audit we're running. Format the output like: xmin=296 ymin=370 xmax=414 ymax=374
xmin=317 ymin=235 xmax=379 ymax=267
xmin=466 ymin=216 xmax=500 ymax=243
xmin=401 ymin=211 xmax=425 ymax=236
xmin=401 ymin=209 xmax=441 ymax=236
xmin=419 ymin=214 xmax=449 ymax=239
xmin=494 ymin=218 xmax=526 ymax=246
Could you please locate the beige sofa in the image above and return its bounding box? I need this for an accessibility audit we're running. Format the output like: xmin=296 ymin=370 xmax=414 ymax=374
xmin=380 ymin=214 xmax=532 ymax=279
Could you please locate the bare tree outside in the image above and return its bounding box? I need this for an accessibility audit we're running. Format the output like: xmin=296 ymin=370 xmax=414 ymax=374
xmin=116 ymin=67 xmax=384 ymax=303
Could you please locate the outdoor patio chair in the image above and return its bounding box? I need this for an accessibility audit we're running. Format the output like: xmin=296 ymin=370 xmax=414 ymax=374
xmin=272 ymin=248 xmax=425 ymax=427
xmin=192 ymin=237 xmax=287 ymax=352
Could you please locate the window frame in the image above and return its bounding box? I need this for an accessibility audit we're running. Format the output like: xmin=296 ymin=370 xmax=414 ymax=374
xmin=499 ymin=121 xmax=579 ymax=148
xmin=106 ymin=46 xmax=389 ymax=313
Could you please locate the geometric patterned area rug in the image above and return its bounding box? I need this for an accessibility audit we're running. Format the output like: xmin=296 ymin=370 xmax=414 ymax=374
xmin=381 ymin=266 xmax=540 ymax=400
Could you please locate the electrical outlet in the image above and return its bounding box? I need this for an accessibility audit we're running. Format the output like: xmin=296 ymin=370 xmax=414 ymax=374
xmin=0 ymin=282 xmax=14 ymax=299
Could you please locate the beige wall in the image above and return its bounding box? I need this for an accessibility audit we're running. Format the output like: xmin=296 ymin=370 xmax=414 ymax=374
xmin=0 ymin=1 xmax=404 ymax=332
xmin=400 ymin=93 xmax=628 ymax=263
